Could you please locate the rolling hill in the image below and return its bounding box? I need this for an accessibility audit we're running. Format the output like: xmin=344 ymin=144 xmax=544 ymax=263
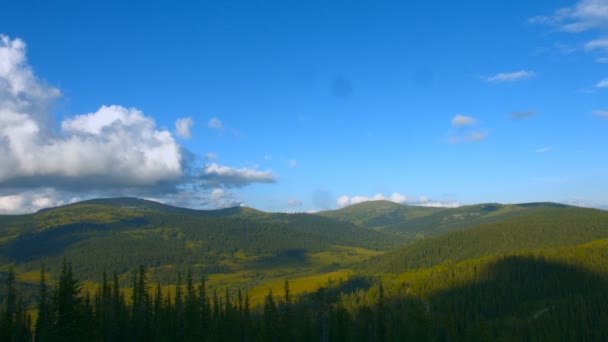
xmin=359 ymin=205 xmax=608 ymax=273
xmin=0 ymin=198 xmax=403 ymax=283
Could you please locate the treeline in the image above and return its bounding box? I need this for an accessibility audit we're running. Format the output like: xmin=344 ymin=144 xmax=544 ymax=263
xmin=4 ymin=248 xmax=608 ymax=341
xmin=2 ymin=261 xmax=426 ymax=341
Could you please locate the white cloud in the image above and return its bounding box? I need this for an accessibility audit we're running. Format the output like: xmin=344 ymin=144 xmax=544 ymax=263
xmin=288 ymin=160 xmax=298 ymax=168
xmin=0 ymin=35 xmax=183 ymax=188
xmin=205 ymin=152 xmax=217 ymax=160
xmin=482 ymin=70 xmax=536 ymax=83
xmin=287 ymin=199 xmax=302 ymax=207
xmin=0 ymin=189 xmax=79 ymax=214
xmin=208 ymin=117 xmax=223 ymax=129
xmin=536 ymin=147 xmax=552 ymax=153
xmin=593 ymin=110 xmax=608 ymax=117
xmin=336 ymin=192 xmax=460 ymax=208
xmin=0 ymin=34 xmax=277 ymax=213
xmin=585 ymin=39 xmax=608 ymax=51
xmin=530 ymin=0 xmax=608 ymax=33
xmin=595 ymin=78 xmax=608 ymax=88
xmin=532 ymin=2 xmax=608 ymax=62
xmin=200 ymin=163 xmax=276 ymax=187
xmin=451 ymin=114 xmax=476 ymax=127
xmin=175 ymin=117 xmax=193 ymax=139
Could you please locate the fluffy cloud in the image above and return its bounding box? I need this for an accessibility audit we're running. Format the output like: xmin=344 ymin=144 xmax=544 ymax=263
xmin=0 ymin=34 xmax=275 ymax=213
xmin=200 ymin=163 xmax=276 ymax=188
xmin=0 ymin=189 xmax=80 ymax=214
xmin=451 ymin=115 xmax=476 ymax=127
xmin=482 ymin=70 xmax=535 ymax=83
xmin=336 ymin=193 xmax=459 ymax=208
xmin=208 ymin=117 xmax=223 ymax=129
xmin=175 ymin=117 xmax=193 ymax=139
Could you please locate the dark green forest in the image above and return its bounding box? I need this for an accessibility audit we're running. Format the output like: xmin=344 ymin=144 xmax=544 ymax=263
xmin=2 ymin=198 xmax=608 ymax=340
xmin=3 ymin=247 xmax=608 ymax=341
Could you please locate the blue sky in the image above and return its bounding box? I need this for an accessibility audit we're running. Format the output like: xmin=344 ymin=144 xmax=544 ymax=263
xmin=0 ymin=0 xmax=607 ymax=213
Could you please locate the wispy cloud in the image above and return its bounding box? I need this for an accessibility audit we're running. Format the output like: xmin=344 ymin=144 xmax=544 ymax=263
xmin=451 ymin=114 xmax=476 ymax=127
xmin=510 ymin=110 xmax=537 ymax=119
xmin=208 ymin=117 xmax=224 ymax=129
xmin=288 ymin=160 xmax=298 ymax=168
xmin=482 ymin=70 xmax=536 ymax=83
xmin=536 ymin=147 xmax=552 ymax=153
xmin=529 ymin=0 xmax=608 ymax=32
xmin=175 ymin=117 xmax=193 ymax=139
xmin=448 ymin=115 xmax=487 ymax=144
xmin=585 ymin=39 xmax=608 ymax=52
xmin=337 ymin=193 xmax=459 ymax=208
xmin=593 ymin=110 xmax=608 ymax=117
xmin=595 ymin=78 xmax=608 ymax=88
xmin=287 ymin=199 xmax=302 ymax=207
xmin=200 ymin=163 xmax=276 ymax=188
xmin=449 ymin=132 xmax=488 ymax=144
xmin=531 ymin=1 xmax=608 ymax=62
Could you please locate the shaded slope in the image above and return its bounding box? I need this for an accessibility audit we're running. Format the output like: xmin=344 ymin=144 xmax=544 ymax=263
xmin=0 ymin=198 xmax=401 ymax=281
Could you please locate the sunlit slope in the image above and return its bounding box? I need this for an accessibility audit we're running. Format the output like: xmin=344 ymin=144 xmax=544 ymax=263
xmin=317 ymin=200 xmax=441 ymax=228
xmin=359 ymin=206 xmax=608 ymax=273
xmin=319 ymin=201 xmax=576 ymax=239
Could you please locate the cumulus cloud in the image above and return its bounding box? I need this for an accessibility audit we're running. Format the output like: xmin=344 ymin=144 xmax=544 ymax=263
xmin=287 ymin=199 xmax=302 ymax=207
xmin=175 ymin=117 xmax=193 ymax=139
xmin=482 ymin=70 xmax=536 ymax=83
xmin=509 ymin=110 xmax=536 ymax=119
xmin=0 ymin=34 xmax=276 ymax=213
xmin=0 ymin=188 xmax=80 ymax=214
xmin=451 ymin=114 xmax=476 ymax=127
xmin=208 ymin=117 xmax=223 ymax=129
xmin=336 ymin=192 xmax=459 ymax=208
xmin=199 ymin=163 xmax=276 ymax=188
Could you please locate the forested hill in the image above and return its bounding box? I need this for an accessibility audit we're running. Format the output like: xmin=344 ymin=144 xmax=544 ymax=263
xmin=0 ymin=198 xmax=402 ymax=281
xmin=317 ymin=200 xmax=575 ymax=239
xmin=359 ymin=205 xmax=608 ymax=273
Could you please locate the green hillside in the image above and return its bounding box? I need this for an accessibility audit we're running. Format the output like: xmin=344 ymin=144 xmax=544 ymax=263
xmin=0 ymin=199 xmax=402 ymax=283
xmin=360 ymin=206 xmax=608 ymax=273
xmin=319 ymin=201 xmax=578 ymax=241
xmin=317 ymin=200 xmax=441 ymax=229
